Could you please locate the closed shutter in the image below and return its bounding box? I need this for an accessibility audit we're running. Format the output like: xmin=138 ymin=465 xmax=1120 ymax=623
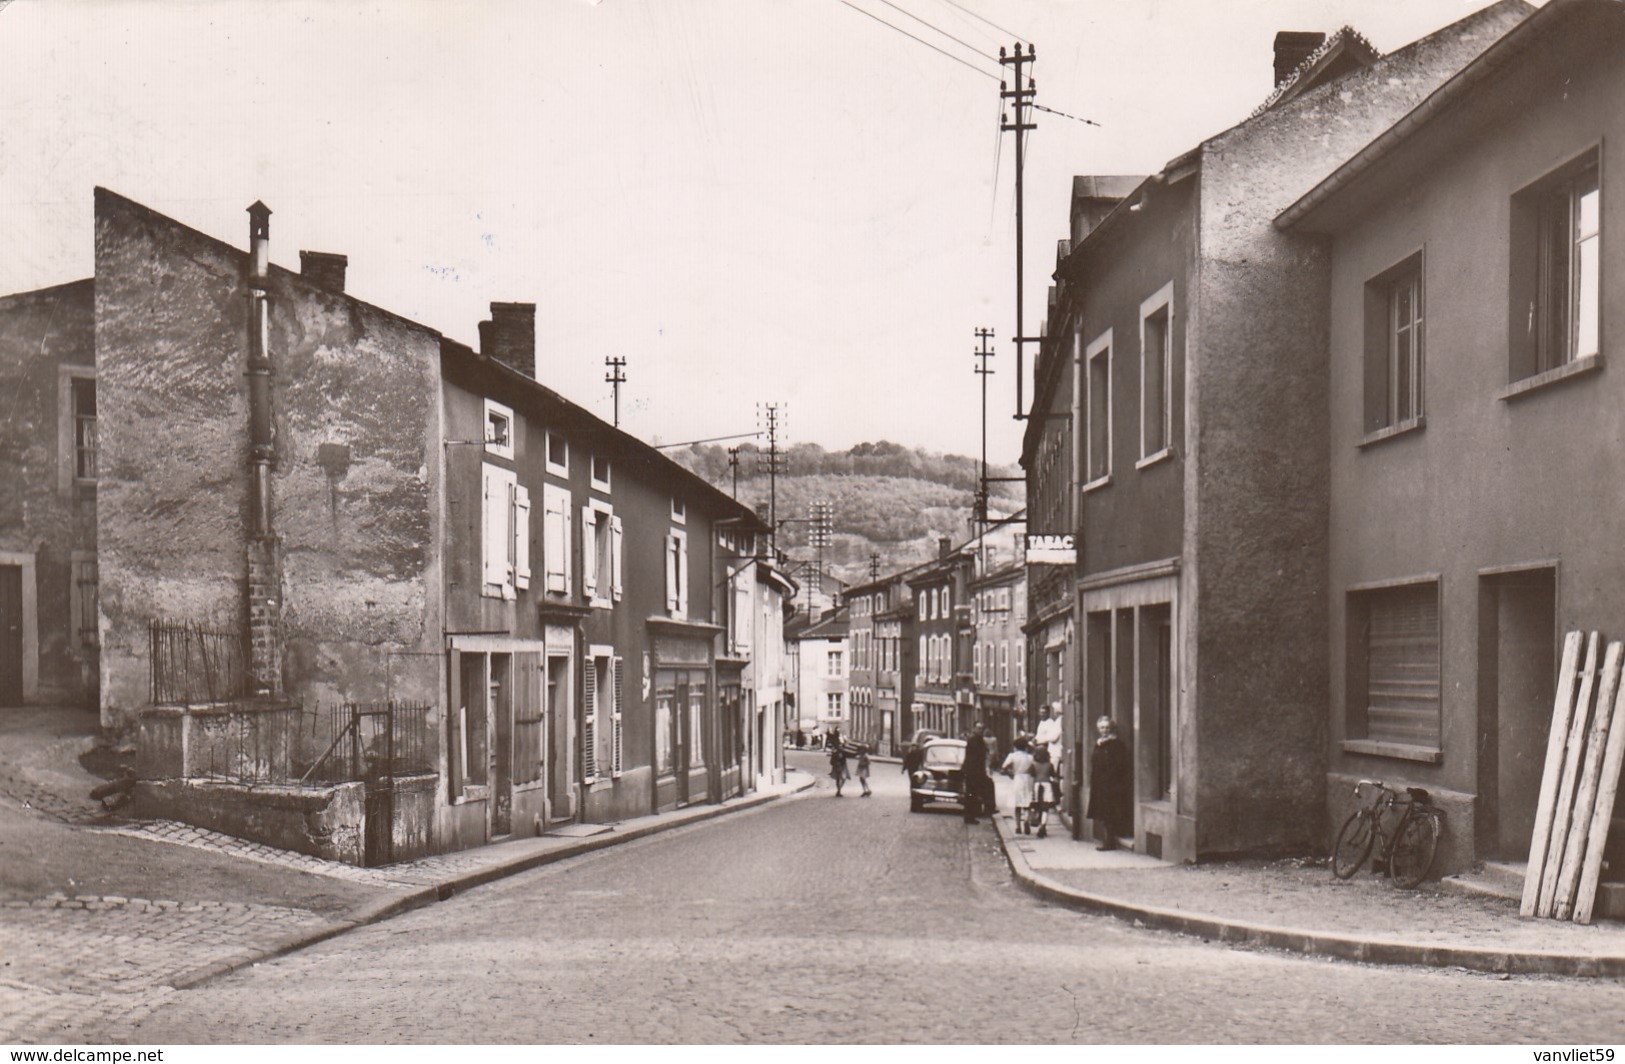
xmin=482 ymin=467 xmax=508 ymax=590
xmin=544 ymin=486 xmax=570 ymax=594
xmin=611 ymin=656 xmax=625 ymax=777
xmin=513 ymin=485 xmax=531 ymax=590
xmin=582 ymin=505 xmax=599 ymax=600
xmin=665 ymin=535 xmax=680 ymax=613
xmin=1366 ymin=585 xmax=1441 ymax=747
xmin=582 ymin=657 xmax=598 ymax=782
xmin=675 ymin=531 xmax=689 ymax=617
xmin=610 ymin=515 xmax=624 ymax=602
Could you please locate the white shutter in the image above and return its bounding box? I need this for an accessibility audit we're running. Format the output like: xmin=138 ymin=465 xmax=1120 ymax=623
xmin=665 ymin=534 xmax=680 ymax=613
xmin=582 ymin=657 xmax=598 ymax=782
xmin=676 ymin=530 xmax=689 ymax=617
xmin=610 ymin=515 xmax=623 ymax=602
xmin=612 ymin=656 xmax=624 ymax=777
xmin=544 ymin=486 xmax=569 ymax=594
xmin=582 ymin=505 xmax=599 ymax=600
xmin=482 ymin=467 xmax=504 ymax=589
xmin=513 ymin=484 xmax=531 ymax=590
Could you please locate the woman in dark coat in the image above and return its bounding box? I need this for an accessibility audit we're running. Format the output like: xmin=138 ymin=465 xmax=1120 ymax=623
xmin=1087 ymin=715 xmax=1131 ymax=850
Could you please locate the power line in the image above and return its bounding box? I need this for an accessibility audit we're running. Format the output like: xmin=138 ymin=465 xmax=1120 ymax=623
xmin=838 ymin=0 xmax=1001 ymax=83
xmin=1035 ymin=103 xmax=1101 ymax=127
xmin=937 ymin=0 xmax=1028 ymax=47
xmin=870 ymin=0 xmax=1000 ymax=64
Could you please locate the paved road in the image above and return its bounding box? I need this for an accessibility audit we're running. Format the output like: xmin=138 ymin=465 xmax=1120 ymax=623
xmin=81 ymin=751 xmax=1625 ymax=1044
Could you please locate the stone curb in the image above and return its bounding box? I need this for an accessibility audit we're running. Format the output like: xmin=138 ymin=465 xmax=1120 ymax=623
xmin=991 ymin=815 xmax=1625 ymax=978
xmin=167 ymin=772 xmax=818 ymax=991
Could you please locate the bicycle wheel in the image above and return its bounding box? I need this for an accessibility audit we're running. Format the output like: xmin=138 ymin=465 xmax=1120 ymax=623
xmin=1332 ymin=810 xmax=1375 ymax=879
xmin=1388 ymin=810 xmax=1439 ymax=888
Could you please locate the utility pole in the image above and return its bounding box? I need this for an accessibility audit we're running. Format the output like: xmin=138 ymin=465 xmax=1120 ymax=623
xmin=726 ymin=446 xmax=741 ymax=499
xmin=1000 ymin=44 xmax=1037 ymax=420
xmin=974 ymin=326 xmax=995 ymax=574
xmin=604 ymin=356 xmax=627 ymax=428
xmin=869 ymin=551 xmax=882 ymax=585
xmin=758 ymin=404 xmax=786 ymax=557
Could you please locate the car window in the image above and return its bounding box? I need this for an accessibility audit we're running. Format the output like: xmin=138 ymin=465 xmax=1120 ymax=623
xmin=923 ymin=744 xmax=964 ymax=769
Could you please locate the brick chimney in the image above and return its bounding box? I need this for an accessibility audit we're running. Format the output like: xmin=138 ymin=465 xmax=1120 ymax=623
xmin=299 ymin=251 xmax=348 ymax=294
xmin=481 ymin=301 xmax=536 ymax=379
xmin=938 ymin=536 xmax=953 ymax=559
xmin=1273 ymin=31 xmax=1325 ymax=85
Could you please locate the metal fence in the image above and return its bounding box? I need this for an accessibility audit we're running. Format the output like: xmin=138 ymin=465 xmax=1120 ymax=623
xmin=150 ymin=620 xmax=249 ymax=705
xmin=301 ymin=701 xmax=435 ymax=785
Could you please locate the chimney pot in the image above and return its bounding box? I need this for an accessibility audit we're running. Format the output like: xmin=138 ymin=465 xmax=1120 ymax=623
xmin=482 ymin=301 xmax=536 ymax=379
xmin=299 ymin=251 xmax=348 ymax=294
xmin=939 ymin=536 xmax=953 ymax=558
xmin=1273 ymin=31 xmax=1326 ymax=86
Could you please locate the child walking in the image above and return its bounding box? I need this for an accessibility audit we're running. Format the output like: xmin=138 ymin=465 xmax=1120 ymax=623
xmin=855 ymin=748 xmax=872 ymax=797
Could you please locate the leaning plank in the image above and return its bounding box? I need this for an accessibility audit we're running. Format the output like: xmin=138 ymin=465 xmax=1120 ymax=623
xmin=1575 ymin=658 xmax=1625 ymax=925
xmin=1556 ymin=641 xmax=1623 ymax=920
xmin=1524 ymin=631 xmax=1586 ymax=917
xmin=1539 ymin=631 xmax=1602 ymax=918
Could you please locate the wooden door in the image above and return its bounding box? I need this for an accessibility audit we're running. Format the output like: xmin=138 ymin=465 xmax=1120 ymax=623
xmin=0 ymin=566 xmax=22 ymax=705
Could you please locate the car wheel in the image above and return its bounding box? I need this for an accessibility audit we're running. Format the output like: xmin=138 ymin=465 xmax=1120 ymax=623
xmin=910 ymin=797 xmax=924 ymax=812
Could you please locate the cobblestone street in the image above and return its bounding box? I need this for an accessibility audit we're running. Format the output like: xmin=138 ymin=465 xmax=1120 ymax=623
xmin=50 ymin=752 xmax=1625 ymax=1045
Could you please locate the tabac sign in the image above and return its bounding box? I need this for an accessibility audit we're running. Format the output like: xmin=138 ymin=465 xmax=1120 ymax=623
xmin=1024 ymin=533 xmax=1076 ymax=565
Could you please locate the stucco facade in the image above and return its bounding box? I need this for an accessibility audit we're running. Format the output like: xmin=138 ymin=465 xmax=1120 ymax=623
xmin=1282 ymin=0 xmax=1625 ymax=874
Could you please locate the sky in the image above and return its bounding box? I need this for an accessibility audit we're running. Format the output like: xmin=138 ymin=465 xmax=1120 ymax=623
xmin=0 ymin=0 xmax=1511 ymax=467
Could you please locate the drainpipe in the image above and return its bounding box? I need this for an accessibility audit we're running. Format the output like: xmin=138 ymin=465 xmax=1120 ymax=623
xmin=244 ymin=200 xmax=282 ymax=698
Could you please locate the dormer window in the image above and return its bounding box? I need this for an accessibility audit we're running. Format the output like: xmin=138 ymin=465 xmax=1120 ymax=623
xmin=484 ymin=399 xmax=514 ymax=460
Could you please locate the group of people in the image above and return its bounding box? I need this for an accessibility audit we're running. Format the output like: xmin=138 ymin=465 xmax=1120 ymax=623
xmin=822 ymin=706 xmax=1134 ymax=852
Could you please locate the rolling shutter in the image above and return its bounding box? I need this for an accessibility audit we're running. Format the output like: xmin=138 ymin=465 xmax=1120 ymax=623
xmin=1365 ymin=585 xmax=1441 ymax=747
xmin=612 ymin=656 xmax=624 ymax=778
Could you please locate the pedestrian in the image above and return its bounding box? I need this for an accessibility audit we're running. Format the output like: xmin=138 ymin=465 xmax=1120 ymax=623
xmin=1001 ymin=736 xmax=1034 ymax=829
xmin=829 ymin=742 xmax=849 ymax=797
xmin=1034 ymin=702 xmax=1064 ymax=769
xmin=961 ymin=724 xmax=992 ymax=824
xmin=1028 ymin=744 xmax=1055 ymax=838
xmin=855 ymin=748 xmax=872 ymax=797
xmin=1088 ymin=715 xmax=1131 ymax=850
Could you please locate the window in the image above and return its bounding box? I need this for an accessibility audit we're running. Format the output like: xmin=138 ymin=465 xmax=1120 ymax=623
xmin=826 ymin=650 xmax=843 ymax=678
xmin=1086 ymin=330 xmax=1112 ymax=487
xmin=73 ymin=378 xmax=97 ymax=480
xmin=973 ymin=643 xmax=982 ymax=685
xmin=450 ymin=651 xmax=491 ymax=795
xmin=942 ymin=586 xmax=952 ymax=616
xmin=1362 ymin=253 xmax=1425 ymax=434
xmin=1350 ymin=582 xmax=1440 ymax=750
xmin=545 ymin=430 xmax=569 ymax=477
xmin=827 ymin=692 xmax=844 ymax=716
xmin=581 ymin=500 xmax=622 ymax=607
xmin=1511 ymin=149 xmax=1601 ymax=381
xmin=484 ymin=399 xmax=514 ymax=461
xmin=591 ymin=453 xmax=612 ymax=493
xmin=582 ymin=650 xmax=623 ymax=783
xmin=1140 ymin=284 xmax=1173 ymax=461
xmin=999 ymin=642 xmax=1010 ymax=688
xmin=665 ymin=528 xmax=689 ymax=617
xmin=918 ymin=634 xmax=926 ymax=682
xmin=482 ymin=465 xmax=529 ymax=597
xmin=671 ymin=498 xmax=686 ymax=525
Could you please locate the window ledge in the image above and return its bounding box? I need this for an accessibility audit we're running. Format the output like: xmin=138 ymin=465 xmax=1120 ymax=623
xmin=1135 ymin=447 xmax=1176 ymax=471
xmin=451 ymin=785 xmax=491 ymax=806
xmin=1358 ymin=416 xmax=1426 ymax=449
xmin=1500 ymin=353 xmax=1602 ymax=402
xmin=1341 ymin=739 xmax=1442 ymax=764
xmin=1082 ymin=474 xmax=1112 ymax=494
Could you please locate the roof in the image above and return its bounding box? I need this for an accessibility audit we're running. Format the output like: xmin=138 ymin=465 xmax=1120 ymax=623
xmin=796 ymin=609 xmax=849 ymax=641
xmin=1252 ymin=26 xmax=1380 ymax=115
xmin=1277 ymin=0 xmax=1615 ymax=233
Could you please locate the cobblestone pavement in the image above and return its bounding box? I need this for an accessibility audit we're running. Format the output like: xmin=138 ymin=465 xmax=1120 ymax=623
xmin=72 ymin=753 xmax=1625 ymax=1045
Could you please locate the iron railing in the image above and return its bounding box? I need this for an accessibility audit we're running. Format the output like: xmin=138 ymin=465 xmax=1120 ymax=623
xmin=149 ymin=620 xmax=249 ymax=705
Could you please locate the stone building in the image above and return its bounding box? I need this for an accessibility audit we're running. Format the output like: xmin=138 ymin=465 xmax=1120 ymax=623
xmin=971 ymin=560 xmax=1027 ymax=752
xmin=1278 ymin=0 xmax=1625 ymax=874
xmin=791 ymin=607 xmax=848 ymax=744
xmin=1024 ymin=1 xmax=1532 ymax=862
xmin=7 ymin=188 xmax=778 ymax=863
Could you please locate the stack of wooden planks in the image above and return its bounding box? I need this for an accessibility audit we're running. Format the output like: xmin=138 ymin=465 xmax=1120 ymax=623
xmin=1523 ymin=631 xmax=1625 ymax=923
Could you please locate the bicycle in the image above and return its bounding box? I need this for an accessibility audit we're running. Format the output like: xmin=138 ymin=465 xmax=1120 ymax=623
xmin=1331 ymin=778 xmax=1442 ymax=889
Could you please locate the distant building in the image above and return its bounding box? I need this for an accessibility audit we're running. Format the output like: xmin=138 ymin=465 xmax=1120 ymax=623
xmin=971 ymin=560 xmax=1027 ymax=752
xmin=791 ymin=607 xmax=848 ymax=743
xmin=844 ymin=573 xmax=913 ymax=755
xmin=907 ymin=538 xmax=973 ymax=744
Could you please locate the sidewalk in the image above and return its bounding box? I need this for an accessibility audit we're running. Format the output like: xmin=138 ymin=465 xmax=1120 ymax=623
xmin=988 ymin=773 xmax=1625 ymax=977
xmin=0 ymin=705 xmax=815 ymax=1042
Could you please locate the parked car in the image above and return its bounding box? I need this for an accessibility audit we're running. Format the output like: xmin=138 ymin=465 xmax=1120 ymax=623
xmin=909 ymin=738 xmax=967 ymax=813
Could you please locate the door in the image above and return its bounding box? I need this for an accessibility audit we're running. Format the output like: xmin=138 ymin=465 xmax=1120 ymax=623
xmin=546 ymin=654 xmax=573 ymax=822
xmin=1479 ymin=570 xmax=1557 ymax=859
xmin=0 ymin=566 xmax=21 ymax=705
xmin=490 ymin=653 xmax=513 ymax=837
xmin=674 ymin=676 xmax=691 ymax=805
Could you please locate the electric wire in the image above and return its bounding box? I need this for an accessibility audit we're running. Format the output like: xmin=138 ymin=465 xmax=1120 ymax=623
xmin=870 ymin=0 xmax=1001 ymax=64
xmin=937 ymin=0 xmax=1028 ymax=47
xmin=838 ymin=0 xmax=1002 ymax=82
xmin=1034 ymin=103 xmax=1101 ymax=127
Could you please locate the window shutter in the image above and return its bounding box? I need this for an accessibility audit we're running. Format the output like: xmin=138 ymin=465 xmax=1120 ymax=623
xmin=544 ymin=487 xmax=569 ymax=594
xmin=610 ymin=515 xmax=624 ymax=602
xmin=676 ymin=532 xmax=689 ymax=617
xmin=582 ymin=505 xmax=599 ymax=600
xmin=1366 ymin=587 xmax=1441 ymax=747
xmin=612 ymin=656 xmax=625 ymax=777
xmin=482 ymin=468 xmax=505 ymax=589
xmin=582 ymin=658 xmax=598 ymax=782
xmin=665 ymin=535 xmax=680 ymax=613
xmin=513 ymin=485 xmax=532 ymax=590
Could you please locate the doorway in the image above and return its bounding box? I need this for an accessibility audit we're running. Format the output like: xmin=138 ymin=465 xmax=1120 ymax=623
xmin=546 ymin=654 xmax=573 ymax=822
xmin=0 ymin=566 xmax=21 ymax=705
xmin=1478 ymin=567 xmax=1557 ymax=859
